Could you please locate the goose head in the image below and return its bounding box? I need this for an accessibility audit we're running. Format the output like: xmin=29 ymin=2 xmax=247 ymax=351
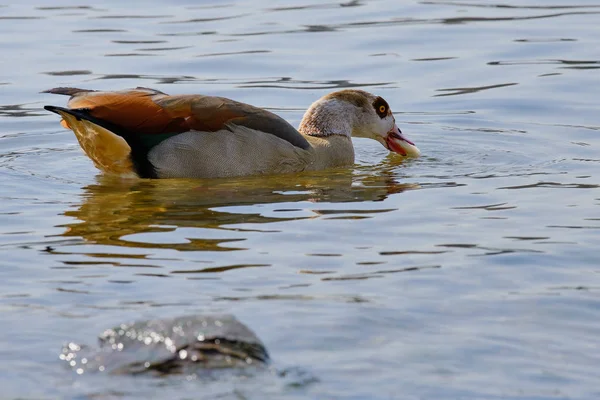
xmin=298 ymin=89 xmax=420 ymax=157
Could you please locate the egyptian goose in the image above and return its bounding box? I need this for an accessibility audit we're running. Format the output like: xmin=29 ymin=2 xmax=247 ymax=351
xmin=44 ymin=87 xmax=420 ymax=179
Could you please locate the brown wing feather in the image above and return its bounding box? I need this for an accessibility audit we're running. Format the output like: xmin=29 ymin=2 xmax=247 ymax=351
xmin=155 ymin=95 xmax=246 ymax=132
xmin=157 ymin=95 xmax=310 ymax=149
xmin=64 ymin=88 xmax=189 ymax=134
xmin=46 ymin=87 xmax=310 ymax=149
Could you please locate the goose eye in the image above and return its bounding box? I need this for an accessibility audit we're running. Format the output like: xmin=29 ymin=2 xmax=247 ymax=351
xmin=373 ymin=96 xmax=389 ymax=118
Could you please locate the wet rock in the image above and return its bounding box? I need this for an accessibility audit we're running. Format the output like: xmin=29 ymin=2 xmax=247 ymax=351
xmin=61 ymin=315 xmax=269 ymax=375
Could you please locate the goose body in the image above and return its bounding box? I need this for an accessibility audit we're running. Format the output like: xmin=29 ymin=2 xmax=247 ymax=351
xmin=44 ymin=87 xmax=419 ymax=179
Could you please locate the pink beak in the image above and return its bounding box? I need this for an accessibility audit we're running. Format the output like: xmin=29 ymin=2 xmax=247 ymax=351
xmin=385 ymin=124 xmax=420 ymax=157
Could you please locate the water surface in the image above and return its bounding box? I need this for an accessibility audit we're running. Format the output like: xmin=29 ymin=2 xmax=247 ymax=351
xmin=1 ymin=1 xmax=599 ymax=399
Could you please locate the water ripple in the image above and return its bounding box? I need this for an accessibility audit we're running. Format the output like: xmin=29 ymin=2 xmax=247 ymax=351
xmin=0 ymin=104 xmax=45 ymax=118
xmin=3 ymin=1 xmax=600 ymax=398
xmin=421 ymin=2 xmax=600 ymax=10
xmin=322 ymin=265 xmax=441 ymax=281
xmin=499 ymin=182 xmax=600 ymax=190
xmin=435 ymin=83 xmax=518 ymax=97
xmin=43 ymin=70 xmax=92 ymax=76
xmin=165 ymin=14 xmax=251 ymax=24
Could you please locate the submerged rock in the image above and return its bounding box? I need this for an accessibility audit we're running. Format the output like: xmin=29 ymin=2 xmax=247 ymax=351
xmin=61 ymin=315 xmax=269 ymax=375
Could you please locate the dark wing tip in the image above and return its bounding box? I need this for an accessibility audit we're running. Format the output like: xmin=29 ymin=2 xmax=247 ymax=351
xmin=44 ymin=105 xmax=91 ymax=121
xmin=41 ymin=87 xmax=95 ymax=96
xmin=44 ymin=105 xmax=67 ymax=114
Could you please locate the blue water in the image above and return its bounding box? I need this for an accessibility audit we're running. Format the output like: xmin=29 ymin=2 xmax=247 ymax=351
xmin=1 ymin=1 xmax=599 ymax=399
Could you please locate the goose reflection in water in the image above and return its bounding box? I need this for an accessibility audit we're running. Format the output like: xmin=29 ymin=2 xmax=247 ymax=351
xmin=58 ymin=158 xmax=419 ymax=253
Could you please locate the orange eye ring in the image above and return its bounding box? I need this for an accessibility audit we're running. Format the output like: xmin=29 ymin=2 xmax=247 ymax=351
xmin=379 ymin=105 xmax=386 ymax=114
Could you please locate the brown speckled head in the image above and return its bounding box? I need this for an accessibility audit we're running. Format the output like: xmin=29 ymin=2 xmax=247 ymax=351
xmin=321 ymin=89 xmax=372 ymax=109
xmin=298 ymin=89 xmax=420 ymax=157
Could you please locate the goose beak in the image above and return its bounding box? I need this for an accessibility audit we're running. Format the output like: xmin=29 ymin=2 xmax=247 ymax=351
xmin=385 ymin=124 xmax=420 ymax=157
